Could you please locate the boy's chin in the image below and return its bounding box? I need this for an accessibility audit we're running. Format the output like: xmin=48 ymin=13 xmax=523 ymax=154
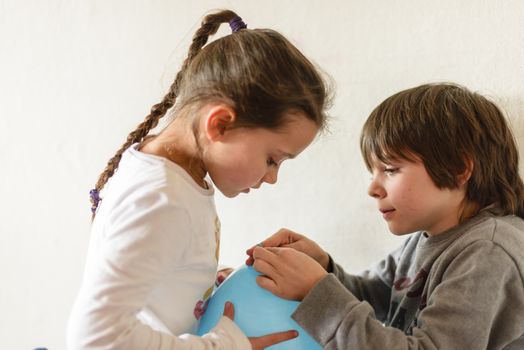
xmin=388 ymin=226 xmax=413 ymax=236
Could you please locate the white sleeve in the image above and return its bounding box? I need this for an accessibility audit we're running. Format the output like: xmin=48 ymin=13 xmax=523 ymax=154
xmin=67 ymin=189 xmax=250 ymax=349
xmin=199 ymin=317 xmax=252 ymax=350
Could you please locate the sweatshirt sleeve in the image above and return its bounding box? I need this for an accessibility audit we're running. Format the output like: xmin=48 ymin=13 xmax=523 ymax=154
xmin=292 ymin=240 xmax=524 ymax=349
xmin=328 ymin=241 xmax=406 ymax=321
xmin=67 ymin=188 xmax=251 ymax=349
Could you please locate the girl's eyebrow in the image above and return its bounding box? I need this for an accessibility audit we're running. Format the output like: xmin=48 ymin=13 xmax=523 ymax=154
xmin=278 ymin=150 xmax=296 ymax=159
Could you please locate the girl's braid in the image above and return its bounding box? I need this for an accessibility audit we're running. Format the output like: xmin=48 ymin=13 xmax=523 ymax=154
xmin=90 ymin=10 xmax=241 ymax=215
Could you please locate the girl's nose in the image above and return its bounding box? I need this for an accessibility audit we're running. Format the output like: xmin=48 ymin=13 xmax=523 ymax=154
xmin=262 ymin=166 xmax=278 ymax=185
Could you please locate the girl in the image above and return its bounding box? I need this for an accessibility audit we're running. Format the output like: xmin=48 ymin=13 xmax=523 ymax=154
xmin=249 ymin=83 xmax=524 ymax=349
xmin=67 ymin=9 xmax=330 ymax=350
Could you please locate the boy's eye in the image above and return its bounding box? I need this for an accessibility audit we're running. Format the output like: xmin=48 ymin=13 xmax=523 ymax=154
xmin=384 ymin=167 xmax=398 ymax=174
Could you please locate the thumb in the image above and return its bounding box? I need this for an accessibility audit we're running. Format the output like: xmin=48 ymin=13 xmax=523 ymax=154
xmin=222 ymin=301 xmax=234 ymax=320
xmin=262 ymin=229 xmax=300 ymax=248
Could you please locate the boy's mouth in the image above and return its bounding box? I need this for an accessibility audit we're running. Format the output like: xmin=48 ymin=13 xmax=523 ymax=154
xmin=380 ymin=208 xmax=395 ymax=219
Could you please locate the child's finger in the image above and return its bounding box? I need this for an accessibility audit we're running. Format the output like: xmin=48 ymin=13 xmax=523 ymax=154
xmin=259 ymin=231 xmax=288 ymax=248
xmin=246 ymin=229 xmax=299 ymax=257
xmin=245 ymin=256 xmax=254 ymax=266
xmin=262 ymin=228 xmax=302 ymax=248
xmin=250 ymin=330 xmax=298 ymax=349
xmin=222 ymin=301 xmax=234 ymax=320
xmin=264 ymin=247 xmax=284 ymax=255
xmin=252 ymin=247 xmax=281 ymax=270
xmin=252 ymin=246 xmax=280 ymax=259
xmin=255 ymin=275 xmax=279 ymax=295
xmin=216 ymin=274 xmax=226 ymax=286
xmin=252 ymin=255 xmax=278 ymax=277
xmin=245 ymin=242 xmax=264 ymax=257
xmin=215 ymin=268 xmax=234 ymax=286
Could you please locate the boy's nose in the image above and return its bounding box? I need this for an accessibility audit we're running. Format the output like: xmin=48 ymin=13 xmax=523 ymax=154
xmin=367 ymin=178 xmax=385 ymax=199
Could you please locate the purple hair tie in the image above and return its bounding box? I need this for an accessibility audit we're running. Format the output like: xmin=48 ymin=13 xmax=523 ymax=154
xmin=89 ymin=189 xmax=101 ymax=214
xmin=229 ymin=16 xmax=247 ymax=33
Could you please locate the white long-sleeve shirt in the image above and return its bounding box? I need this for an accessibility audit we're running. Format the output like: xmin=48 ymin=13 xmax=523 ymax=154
xmin=67 ymin=144 xmax=250 ymax=349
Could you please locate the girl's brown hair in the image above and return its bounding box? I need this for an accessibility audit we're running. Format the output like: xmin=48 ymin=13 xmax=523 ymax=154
xmin=360 ymin=82 xmax=524 ymax=219
xmin=91 ymin=9 xmax=330 ymax=214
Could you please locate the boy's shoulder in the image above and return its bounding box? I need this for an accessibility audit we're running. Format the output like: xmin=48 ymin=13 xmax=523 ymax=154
xmin=465 ymin=212 xmax=524 ymax=246
xmin=453 ymin=212 xmax=524 ymax=273
xmin=422 ymin=212 xmax=524 ymax=287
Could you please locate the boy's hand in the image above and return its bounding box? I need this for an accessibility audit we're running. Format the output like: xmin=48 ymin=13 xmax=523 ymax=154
xmin=245 ymin=228 xmax=330 ymax=270
xmin=251 ymin=246 xmax=328 ymax=300
xmin=222 ymin=301 xmax=298 ymax=349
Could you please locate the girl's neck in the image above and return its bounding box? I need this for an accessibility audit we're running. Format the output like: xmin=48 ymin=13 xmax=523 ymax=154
xmin=139 ymin=118 xmax=208 ymax=189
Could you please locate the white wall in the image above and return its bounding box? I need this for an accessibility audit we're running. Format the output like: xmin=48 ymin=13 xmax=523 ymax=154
xmin=1 ymin=0 xmax=523 ymax=348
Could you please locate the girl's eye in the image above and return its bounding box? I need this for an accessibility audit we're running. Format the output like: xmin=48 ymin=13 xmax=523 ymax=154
xmin=267 ymin=158 xmax=277 ymax=167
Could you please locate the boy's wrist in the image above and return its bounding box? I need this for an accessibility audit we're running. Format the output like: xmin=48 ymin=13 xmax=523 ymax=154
xmin=319 ymin=252 xmax=331 ymax=271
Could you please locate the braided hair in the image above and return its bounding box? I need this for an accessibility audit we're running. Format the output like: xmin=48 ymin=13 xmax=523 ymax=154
xmin=91 ymin=9 xmax=330 ymax=216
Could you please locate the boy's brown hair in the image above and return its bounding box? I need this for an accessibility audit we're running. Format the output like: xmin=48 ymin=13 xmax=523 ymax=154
xmin=361 ymin=83 xmax=524 ymax=219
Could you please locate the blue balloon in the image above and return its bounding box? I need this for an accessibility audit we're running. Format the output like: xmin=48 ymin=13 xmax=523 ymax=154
xmin=197 ymin=265 xmax=322 ymax=350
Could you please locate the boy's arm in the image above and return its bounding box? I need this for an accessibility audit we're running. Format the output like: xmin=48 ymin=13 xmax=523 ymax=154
xmin=325 ymin=241 xmax=406 ymax=322
xmin=292 ymin=240 xmax=524 ymax=349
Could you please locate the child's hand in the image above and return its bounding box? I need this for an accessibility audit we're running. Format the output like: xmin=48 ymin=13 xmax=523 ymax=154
xmin=222 ymin=301 xmax=298 ymax=349
xmin=252 ymin=246 xmax=328 ymax=300
xmin=216 ymin=267 xmax=234 ymax=286
xmin=245 ymin=228 xmax=329 ymax=270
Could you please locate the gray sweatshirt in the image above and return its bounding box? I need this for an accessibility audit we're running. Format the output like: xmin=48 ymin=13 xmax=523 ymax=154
xmin=293 ymin=209 xmax=524 ymax=349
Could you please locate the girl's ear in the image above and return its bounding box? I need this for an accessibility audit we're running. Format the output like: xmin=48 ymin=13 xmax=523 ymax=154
xmin=204 ymin=104 xmax=236 ymax=141
xmin=457 ymin=156 xmax=474 ymax=186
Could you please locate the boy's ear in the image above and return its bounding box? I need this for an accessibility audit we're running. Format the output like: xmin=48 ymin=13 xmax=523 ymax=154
xmin=457 ymin=156 xmax=474 ymax=186
xmin=204 ymin=105 xmax=236 ymax=141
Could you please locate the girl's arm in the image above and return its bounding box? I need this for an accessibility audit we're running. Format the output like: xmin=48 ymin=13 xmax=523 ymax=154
xmin=67 ymin=189 xmax=251 ymax=350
